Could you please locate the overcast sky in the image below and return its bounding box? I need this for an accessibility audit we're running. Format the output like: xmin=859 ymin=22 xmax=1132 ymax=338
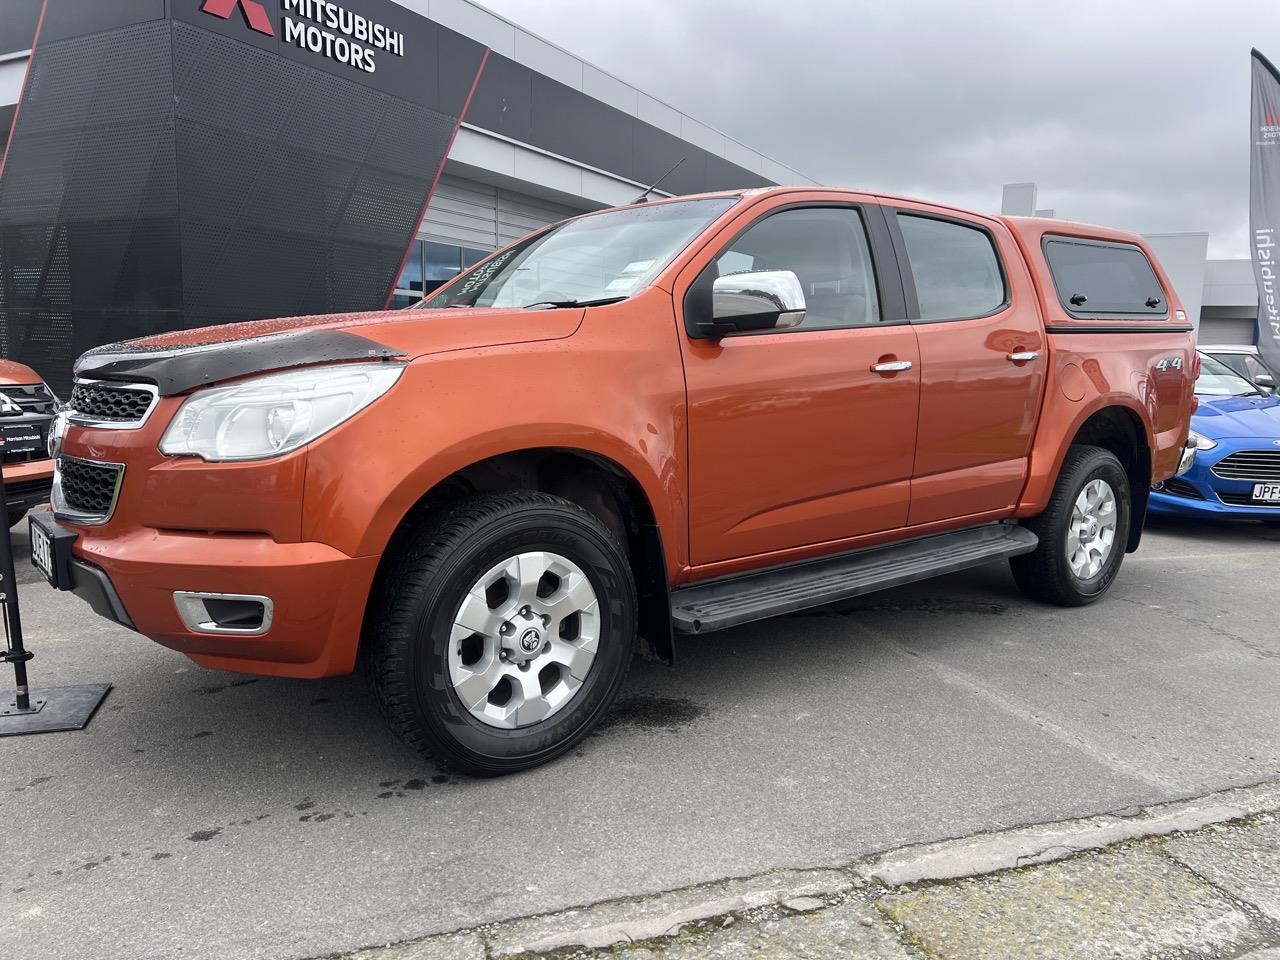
xmin=478 ymin=0 xmax=1263 ymax=258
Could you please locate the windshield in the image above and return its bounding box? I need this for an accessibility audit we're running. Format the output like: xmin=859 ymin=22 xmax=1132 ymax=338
xmin=419 ymin=197 xmax=738 ymax=310
xmin=1195 ymin=352 xmax=1264 ymax=397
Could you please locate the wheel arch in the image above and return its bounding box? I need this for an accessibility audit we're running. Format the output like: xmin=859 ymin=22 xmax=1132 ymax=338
xmin=364 ymin=446 xmax=674 ymax=665
xmin=1020 ymin=400 xmax=1153 ymax=552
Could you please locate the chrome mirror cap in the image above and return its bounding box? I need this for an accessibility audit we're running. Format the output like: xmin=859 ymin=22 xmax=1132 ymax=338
xmin=712 ymin=270 xmax=806 ymax=331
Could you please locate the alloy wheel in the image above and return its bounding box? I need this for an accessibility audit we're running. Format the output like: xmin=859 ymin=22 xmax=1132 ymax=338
xmin=447 ymin=551 xmax=600 ymax=729
xmin=1066 ymin=478 xmax=1118 ymax=579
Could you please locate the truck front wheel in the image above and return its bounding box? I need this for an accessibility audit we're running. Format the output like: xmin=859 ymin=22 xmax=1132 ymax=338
xmin=367 ymin=491 xmax=636 ymax=775
xmin=1011 ymin=445 xmax=1132 ymax=607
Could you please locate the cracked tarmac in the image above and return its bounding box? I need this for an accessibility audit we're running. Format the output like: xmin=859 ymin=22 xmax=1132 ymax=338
xmin=2 ymin=516 xmax=1278 ymax=960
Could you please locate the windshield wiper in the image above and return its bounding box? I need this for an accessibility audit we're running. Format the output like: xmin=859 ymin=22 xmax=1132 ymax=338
xmin=523 ymin=296 xmax=628 ymax=310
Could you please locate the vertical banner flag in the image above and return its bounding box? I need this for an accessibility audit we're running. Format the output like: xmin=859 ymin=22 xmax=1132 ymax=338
xmin=1251 ymin=50 xmax=1280 ymax=370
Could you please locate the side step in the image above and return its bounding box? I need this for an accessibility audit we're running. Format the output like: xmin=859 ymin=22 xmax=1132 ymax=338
xmin=670 ymin=523 xmax=1039 ymax=634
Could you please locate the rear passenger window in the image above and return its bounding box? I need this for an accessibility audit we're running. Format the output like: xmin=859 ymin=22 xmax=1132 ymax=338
xmin=1043 ymin=238 xmax=1166 ymax=317
xmin=713 ymin=207 xmax=881 ymax=330
xmin=897 ymin=214 xmax=1006 ymax=321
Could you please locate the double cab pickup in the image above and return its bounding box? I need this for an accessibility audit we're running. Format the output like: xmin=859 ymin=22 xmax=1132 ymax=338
xmin=34 ymin=187 xmax=1196 ymax=774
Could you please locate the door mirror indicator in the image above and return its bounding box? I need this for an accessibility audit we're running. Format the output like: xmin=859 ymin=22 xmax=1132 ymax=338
xmin=696 ymin=270 xmax=806 ymax=338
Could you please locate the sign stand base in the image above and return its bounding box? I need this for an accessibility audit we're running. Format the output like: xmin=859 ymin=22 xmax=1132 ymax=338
xmin=0 ymin=683 xmax=111 ymax=735
xmin=0 ymin=451 xmax=113 ymax=737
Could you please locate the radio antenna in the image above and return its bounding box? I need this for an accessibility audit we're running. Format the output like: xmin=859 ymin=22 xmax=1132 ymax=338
xmin=633 ymin=158 xmax=685 ymax=204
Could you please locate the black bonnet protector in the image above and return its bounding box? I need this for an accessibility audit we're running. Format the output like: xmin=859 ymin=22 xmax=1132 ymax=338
xmin=74 ymin=329 xmax=405 ymax=396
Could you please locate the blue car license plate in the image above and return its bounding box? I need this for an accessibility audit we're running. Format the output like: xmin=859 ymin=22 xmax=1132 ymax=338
xmin=1252 ymin=482 xmax=1280 ymax=503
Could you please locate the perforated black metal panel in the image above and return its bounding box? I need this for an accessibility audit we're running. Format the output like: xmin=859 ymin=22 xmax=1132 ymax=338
xmin=0 ymin=16 xmax=178 ymax=393
xmin=171 ymin=21 xmax=461 ymax=327
xmin=0 ymin=2 xmax=479 ymax=391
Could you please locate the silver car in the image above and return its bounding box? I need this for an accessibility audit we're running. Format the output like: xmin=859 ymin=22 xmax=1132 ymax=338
xmin=1199 ymin=344 xmax=1278 ymax=393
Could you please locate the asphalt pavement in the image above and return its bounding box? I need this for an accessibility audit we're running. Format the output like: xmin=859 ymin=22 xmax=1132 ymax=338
xmin=2 ymin=516 xmax=1278 ymax=960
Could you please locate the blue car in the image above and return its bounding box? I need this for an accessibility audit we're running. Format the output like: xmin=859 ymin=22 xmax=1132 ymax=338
xmin=1150 ymin=352 xmax=1280 ymax=522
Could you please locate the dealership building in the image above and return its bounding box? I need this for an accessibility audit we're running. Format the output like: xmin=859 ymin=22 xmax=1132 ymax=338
xmin=0 ymin=0 xmax=812 ymax=390
xmin=0 ymin=2 xmax=1265 ymax=393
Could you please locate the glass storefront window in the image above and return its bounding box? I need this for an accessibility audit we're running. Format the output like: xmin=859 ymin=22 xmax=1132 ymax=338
xmin=395 ymin=241 xmax=423 ymax=293
xmin=426 ymin=241 xmax=463 ymax=290
xmin=392 ymin=240 xmax=496 ymax=305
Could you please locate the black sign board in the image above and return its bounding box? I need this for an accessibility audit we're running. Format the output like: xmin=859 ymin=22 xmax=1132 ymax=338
xmin=0 ymin=423 xmax=45 ymax=456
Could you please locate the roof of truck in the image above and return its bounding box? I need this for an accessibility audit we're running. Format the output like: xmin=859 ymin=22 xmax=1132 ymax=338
xmin=683 ymin=187 xmax=1152 ymax=246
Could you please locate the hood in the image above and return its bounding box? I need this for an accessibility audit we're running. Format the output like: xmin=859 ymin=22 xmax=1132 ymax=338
xmin=74 ymin=306 xmax=584 ymax=395
xmin=1192 ymin=393 xmax=1280 ymax=440
xmin=0 ymin=359 xmax=43 ymax=386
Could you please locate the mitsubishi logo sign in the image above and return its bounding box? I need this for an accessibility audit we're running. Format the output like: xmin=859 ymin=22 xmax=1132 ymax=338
xmin=200 ymin=0 xmax=407 ymax=74
xmin=201 ymin=0 xmax=276 ymax=36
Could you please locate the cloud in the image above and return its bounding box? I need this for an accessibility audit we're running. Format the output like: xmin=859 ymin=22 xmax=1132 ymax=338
xmin=477 ymin=0 xmax=1259 ymax=257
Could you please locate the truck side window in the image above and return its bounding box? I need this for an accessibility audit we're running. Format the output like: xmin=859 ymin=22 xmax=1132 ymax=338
xmin=714 ymin=207 xmax=881 ymax=330
xmin=1043 ymin=237 xmax=1167 ymax=317
xmin=897 ymin=214 xmax=1006 ymax=321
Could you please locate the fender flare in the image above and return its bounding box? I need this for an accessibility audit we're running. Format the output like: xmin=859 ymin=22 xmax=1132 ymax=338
xmin=1018 ymin=394 xmax=1154 ymax=520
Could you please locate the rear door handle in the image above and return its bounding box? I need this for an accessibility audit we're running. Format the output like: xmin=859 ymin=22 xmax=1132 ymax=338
xmin=1007 ymin=351 xmax=1039 ymax=363
xmin=871 ymin=360 xmax=913 ymax=373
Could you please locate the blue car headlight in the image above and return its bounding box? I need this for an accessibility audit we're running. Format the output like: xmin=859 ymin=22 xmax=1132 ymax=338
xmin=1187 ymin=429 xmax=1217 ymax=451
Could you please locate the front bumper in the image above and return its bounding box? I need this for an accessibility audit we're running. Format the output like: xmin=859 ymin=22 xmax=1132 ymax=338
xmin=4 ymin=458 xmax=54 ymax=512
xmin=1149 ymin=437 xmax=1280 ymax=520
xmin=37 ymin=513 xmax=380 ymax=678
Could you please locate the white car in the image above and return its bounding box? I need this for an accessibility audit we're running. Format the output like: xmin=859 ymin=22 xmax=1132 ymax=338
xmin=1200 ymin=344 xmax=1278 ymax=393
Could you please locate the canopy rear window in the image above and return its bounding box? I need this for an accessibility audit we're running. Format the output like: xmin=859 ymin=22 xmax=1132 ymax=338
xmin=1043 ymin=237 xmax=1167 ymax=318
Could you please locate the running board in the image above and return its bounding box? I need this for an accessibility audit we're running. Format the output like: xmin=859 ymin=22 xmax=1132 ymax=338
xmin=670 ymin=523 xmax=1039 ymax=634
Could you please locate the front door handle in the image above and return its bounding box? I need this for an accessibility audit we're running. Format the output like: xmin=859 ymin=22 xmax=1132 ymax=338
xmin=871 ymin=360 xmax=913 ymax=373
xmin=1007 ymin=351 xmax=1039 ymax=363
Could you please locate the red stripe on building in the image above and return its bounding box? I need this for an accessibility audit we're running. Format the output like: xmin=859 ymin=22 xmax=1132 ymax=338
xmin=384 ymin=47 xmax=492 ymax=310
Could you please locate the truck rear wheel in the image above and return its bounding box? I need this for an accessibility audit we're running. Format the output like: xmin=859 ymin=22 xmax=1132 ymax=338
xmin=367 ymin=491 xmax=635 ymax=776
xmin=1011 ymin=445 xmax=1131 ymax=607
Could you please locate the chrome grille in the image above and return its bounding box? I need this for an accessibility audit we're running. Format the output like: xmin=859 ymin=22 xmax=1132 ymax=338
xmin=54 ymin=455 xmax=124 ymax=524
xmin=69 ymin=381 xmax=157 ymax=427
xmin=1210 ymin=450 xmax=1280 ymax=482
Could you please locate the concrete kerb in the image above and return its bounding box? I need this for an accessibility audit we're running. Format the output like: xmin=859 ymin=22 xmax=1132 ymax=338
xmin=331 ymin=777 xmax=1280 ymax=959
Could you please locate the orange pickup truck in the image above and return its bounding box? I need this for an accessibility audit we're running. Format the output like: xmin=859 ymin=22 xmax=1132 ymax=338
xmin=34 ymin=187 xmax=1196 ymax=774
xmin=0 ymin=359 xmax=59 ymax=527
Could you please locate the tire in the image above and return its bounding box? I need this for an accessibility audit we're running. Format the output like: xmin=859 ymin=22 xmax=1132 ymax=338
xmin=367 ymin=491 xmax=636 ymax=776
xmin=1010 ymin=445 xmax=1131 ymax=607
xmin=8 ymin=508 xmax=27 ymax=529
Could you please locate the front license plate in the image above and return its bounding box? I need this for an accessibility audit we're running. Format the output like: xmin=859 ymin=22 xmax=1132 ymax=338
xmin=1 ymin=422 xmax=45 ymax=456
xmin=30 ymin=517 xmax=55 ymax=583
xmin=1252 ymin=482 xmax=1280 ymax=503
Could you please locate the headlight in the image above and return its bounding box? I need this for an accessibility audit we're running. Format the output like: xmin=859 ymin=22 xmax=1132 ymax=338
xmin=1187 ymin=430 xmax=1217 ymax=451
xmin=159 ymin=362 xmax=405 ymax=462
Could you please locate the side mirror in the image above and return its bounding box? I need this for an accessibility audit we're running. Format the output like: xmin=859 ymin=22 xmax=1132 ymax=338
xmin=686 ymin=270 xmax=806 ymax=339
xmin=1255 ymin=372 xmax=1276 ymax=391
